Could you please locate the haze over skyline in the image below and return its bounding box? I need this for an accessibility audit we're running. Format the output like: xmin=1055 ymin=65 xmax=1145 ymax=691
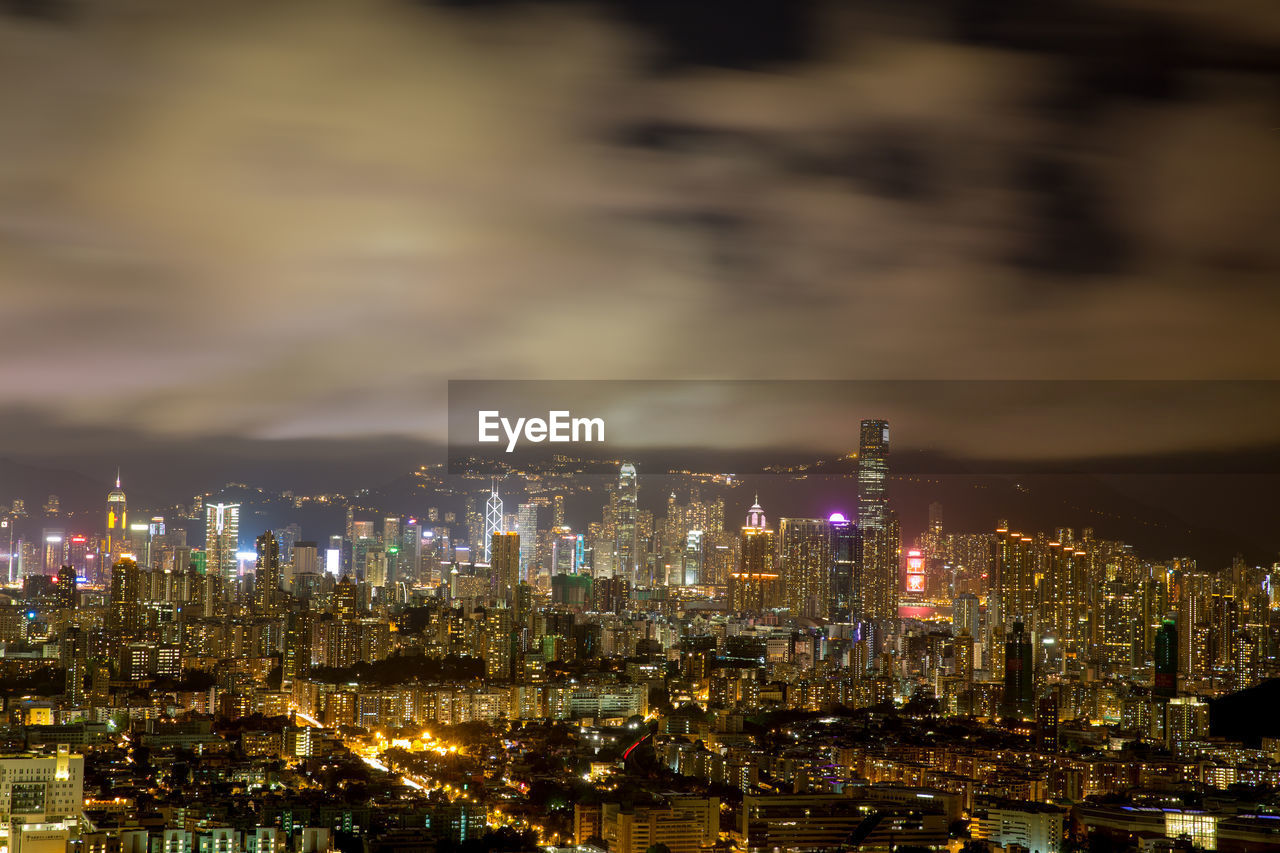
xmin=2 ymin=0 xmax=1279 ymax=457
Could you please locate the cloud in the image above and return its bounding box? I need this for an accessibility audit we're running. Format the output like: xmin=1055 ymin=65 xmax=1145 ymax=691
xmin=0 ymin=0 xmax=1277 ymax=453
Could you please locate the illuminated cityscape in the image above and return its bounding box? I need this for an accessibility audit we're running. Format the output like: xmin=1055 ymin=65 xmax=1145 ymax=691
xmin=2 ymin=417 xmax=1280 ymax=853
xmin=2 ymin=1 xmax=1278 ymax=852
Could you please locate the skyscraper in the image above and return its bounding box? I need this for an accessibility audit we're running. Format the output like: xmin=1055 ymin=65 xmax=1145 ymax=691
xmin=1154 ymin=618 xmax=1178 ymax=699
xmin=109 ymin=557 xmax=141 ymax=641
xmin=860 ymin=512 xmax=900 ymax=632
xmin=857 ymin=420 xmax=897 ymax=651
xmin=828 ymin=513 xmax=860 ymax=622
xmin=254 ymin=531 xmax=281 ymax=615
xmin=205 ymin=503 xmax=241 ymax=594
xmin=105 ymin=472 xmax=127 ymax=560
xmin=857 ymin=420 xmax=889 ymax=532
xmin=484 ymin=480 xmax=504 ymax=563
xmin=779 ymin=517 xmax=832 ymax=619
xmin=492 ymin=531 xmax=521 ymax=603
xmin=614 ymin=463 xmax=639 ymax=583
xmin=955 ymin=629 xmax=975 ymax=686
xmin=1001 ymin=621 xmax=1034 ymax=720
xmin=516 ymin=503 xmax=538 ymax=581
xmin=730 ymin=498 xmax=777 ymax=613
xmin=56 ymin=564 xmax=77 ymax=609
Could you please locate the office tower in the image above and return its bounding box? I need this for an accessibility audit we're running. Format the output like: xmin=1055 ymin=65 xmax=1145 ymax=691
xmin=551 ymin=527 xmax=582 ymax=575
xmin=56 ymin=565 xmax=76 ymax=609
xmin=400 ymin=520 xmax=423 ymax=584
xmin=105 ymin=472 xmax=127 ymax=559
xmin=828 ymin=513 xmax=858 ymax=620
xmin=109 ymin=557 xmax=141 ymax=641
xmin=1154 ymin=618 xmax=1178 ymax=699
xmin=517 ymin=503 xmax=538 ymax=581
xmin=381 ymin=516 xmax=400 ymax=546
xmin=484 ymin=481 xmax=504 ymax=563
xmin=42 ymin=529 xmax=64 ymax=576
xmin=857 ymin=420 xmax=889 ymax=531
xmin=128 ymin=522 xmax=151 ymax=569
xmin=1001 ymin=621 xmax=1034 ymax=720
xmin=492 ymin=531 xmax=521 ymax=602
xmin=326 ymin=535 xmax=343 ymax=576
xmin=365 ymin=544 xmax=388 ymax=588
xmin=204 ymin=503 xmax=241 ymax=592
xmin=64 ymin=534 xmax=89 ymax=577
xmin=702 ymin=531 xmax=736 ymax=588
xmin=614 ymin=463 xmax=639 ymax=583
xmin=352 ymin=525 xmax=377 ymax=583
xmin=779 ymin=517 xmax=832 ymax=618
xmin=292 ymin=541 xmax=318 ymax=588
xmin=680 ymin=525 xmax=711 ymax=584
xmin=271 ymin=520 xmax=296 ymax=553
xmin=730 ymin=498 xmax=777 ymax=613
xmin=254 ymin=531 xmax=281 ymax=615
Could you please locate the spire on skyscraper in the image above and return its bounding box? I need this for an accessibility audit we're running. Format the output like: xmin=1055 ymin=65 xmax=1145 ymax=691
xmin=484 ymin=479 xmax=504 ymax=563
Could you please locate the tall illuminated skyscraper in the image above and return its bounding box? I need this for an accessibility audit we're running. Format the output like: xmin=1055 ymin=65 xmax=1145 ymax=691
xmin=1002 ymin=621 xmax=1034 ymax=720
xmin=860 ymin=511 xmax=900 ymax=631
xmin=56 ymin=564 xmax=77 ymax=609
xmin=105 ymin=472 xmax=127 ymax=559
xmin=484 ymin=480 xmax=504 ymax=563
xmin=614 ymin=463 xmax=639 ymax=583
xmin=1154 ymin=618 xmax=1178 ymax=699
xmin=857 ymin=420 xmax=889 ymax=532
xmin=516 ymin=503 xmax=538 ymax=581
xmin=829 ymin=513 xmax=860 ymax=622
xmin=730 ymin=497 xmax=777 ymax=613
xmin=779 ymin=517 xmax=832 ymax=618
xmin=995 ymin=526 xmax=1037 ymax=629
xmin=205 ymin=503 xmax=241 ymax=592
xmin=254 ymin=531 xmax=281 ymax=615
xmin=492 ymin=531 xmax=521 ymax=603
xmin=857 ymin=420 xmax=898 ymax=650
xmin=108 ymin=557 xmax=141 ymax=641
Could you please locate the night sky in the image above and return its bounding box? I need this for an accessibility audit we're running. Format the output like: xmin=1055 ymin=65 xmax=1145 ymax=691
xmin=1 ymin=0 xmax=1279 ymax=488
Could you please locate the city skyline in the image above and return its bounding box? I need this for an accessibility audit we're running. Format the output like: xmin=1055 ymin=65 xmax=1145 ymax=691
xmin=3 ymin=1 xmax=1279 ymax=852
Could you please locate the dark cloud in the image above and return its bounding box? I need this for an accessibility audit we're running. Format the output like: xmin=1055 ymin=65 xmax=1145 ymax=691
xmin=0 ymin=0 xmax=1277 ymax=454
xmin=1010 ymin=154 xmax=1130 ymax=278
